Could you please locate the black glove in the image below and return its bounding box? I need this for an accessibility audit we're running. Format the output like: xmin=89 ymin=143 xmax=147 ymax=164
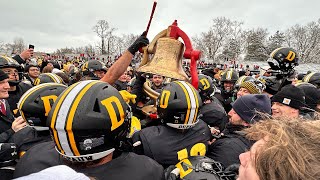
xmin=0 ymin=143 xmax=18 ymax=167
xmin=163 ymin=165 xmax=180 ymax=180
xmin=225 ymin=163 xmax=240 ymax=177
xmin=128 ymin=31 xmax=149 ymax=55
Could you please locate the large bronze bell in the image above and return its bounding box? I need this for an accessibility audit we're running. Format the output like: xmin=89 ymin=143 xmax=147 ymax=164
xmin=137 ymin=37 xmax=189 ymax=81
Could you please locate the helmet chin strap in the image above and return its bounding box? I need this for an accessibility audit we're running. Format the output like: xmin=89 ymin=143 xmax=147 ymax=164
xmin=8 ymin=80 xmax=20 ymax=86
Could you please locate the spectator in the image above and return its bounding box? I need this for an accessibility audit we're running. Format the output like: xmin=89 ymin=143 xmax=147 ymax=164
xmin=271 ymin=84 xmax=309 ymax=118
xmin=239 ymin=118 xmax=320 ymax=180
xmin=208 ymin=94 xmax=271 ymax=168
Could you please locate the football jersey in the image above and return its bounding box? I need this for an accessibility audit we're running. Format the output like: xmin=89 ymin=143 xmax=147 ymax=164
xmin=14 ymin=141 xmax=163 ymax=180
xmin=133 ymin=120 xmax=211 ymax=166
xmin=77 ymin=152 xmax=163 ymax=180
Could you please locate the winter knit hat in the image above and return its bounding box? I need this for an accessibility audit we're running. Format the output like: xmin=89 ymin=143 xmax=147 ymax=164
xmin=295 ymin=82 xmax=320 ymax=110
xmin=240 ymin=80 xmax=265 ymax=94
xmin=0 ymin=69 xmax=9 ymax=81
xmin=233 ymin=94 xmax=271 ymax=124
xmin=271 ymin=84 xmax=307 ymax=110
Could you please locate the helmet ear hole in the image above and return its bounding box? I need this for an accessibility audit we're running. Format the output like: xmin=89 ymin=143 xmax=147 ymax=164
xmin=174 ymin=92 xmax=178 ymax=99
xmin=93 ymin=99 xmax=101 ymax=113
xmin=34 ymin=95 xmax=41 ymax=104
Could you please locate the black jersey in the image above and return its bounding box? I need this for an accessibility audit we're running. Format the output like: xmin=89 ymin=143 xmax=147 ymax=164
xmin=8 ymin=127 xmax=51 ymax=157
xmin=133 ymin=120 xmax=211 ymax=166
xmin=13 ymin=141 xmax=62 ymax=178
xmin=77 ymin=152 xmax=163 ymax=180
xmin=14 ymin=141 xmax=164 ymax=180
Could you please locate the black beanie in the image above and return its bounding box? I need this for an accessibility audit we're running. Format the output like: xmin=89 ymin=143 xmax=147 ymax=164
xmin=271 ymin=84 xmax=307 ymax=110
xmin=0 ymin=69 xmax=9 ymax=81
xmin=296 ymin=83 xmax=320 ymax=110
xmin=233 ymin=94 xmax=271 ymax=124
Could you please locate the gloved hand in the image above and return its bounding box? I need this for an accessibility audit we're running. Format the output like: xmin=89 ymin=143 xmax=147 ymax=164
xmin=119 ymin=90 xmax=137 ymax=104
xmin=128 ymin=31 xmax=149 ymax=55
xmin=0 ymin=143 xmax=18 ymax=167
xmin=225 ymin=163 xmax=240 ymax=174
xmin=163 ymin=165 xmax=180 ymax=180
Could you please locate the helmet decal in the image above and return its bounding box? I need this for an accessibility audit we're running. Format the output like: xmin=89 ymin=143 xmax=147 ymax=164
xmin=159 ymin=90 xmax=171 ymax=109
xmin=199 ymin=78 xmax=210 ymax=90
xmin=17 ymin=83 xmax=67 ymax=127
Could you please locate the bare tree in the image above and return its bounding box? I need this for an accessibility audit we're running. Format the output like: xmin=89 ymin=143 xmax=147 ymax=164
xmin=6 ymin=37 xmax=26 ymax=55
xmin=192 ymin=17 xmax=243 ymax=63
xmin=284 ymin=19 xmax=320 ymax=63
xmin=93 ymin=20 xmax=116 ymax=55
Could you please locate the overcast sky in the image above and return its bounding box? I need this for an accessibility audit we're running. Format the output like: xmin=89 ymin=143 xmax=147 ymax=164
xmin=1 ymin=0 xmax=319 ymax=53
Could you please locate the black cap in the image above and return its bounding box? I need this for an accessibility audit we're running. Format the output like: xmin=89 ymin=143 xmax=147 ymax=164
xmin=272 ymin=84 xmax=307 ymax=110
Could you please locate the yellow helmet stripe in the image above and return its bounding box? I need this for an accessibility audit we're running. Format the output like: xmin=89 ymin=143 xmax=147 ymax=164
xmin=271 ymin=47 xmax=283 ymax=58
xmin=66 ymin=81 xmax=99 ymax=156
xmin=176 ymin=81 xmax=191 ymax=125
xmin=303 ymin=72 xmax=315 ymax=82
xmin=2 ymin=56 xmax=10 ymax=63
xmin=54 ymin=81 xmax=94 ymax=156
xmin=18 ymin=83 xmax=60 ymax=120
xmin=180 ymin=81 xmax=198 ymax=124
xmin=50 ymin=82 xmax=79 ymax=154
xmin=46 ymin=73 xmax=59 ymax=83
xmin=189 ymin=83 xmax=199 ymax=123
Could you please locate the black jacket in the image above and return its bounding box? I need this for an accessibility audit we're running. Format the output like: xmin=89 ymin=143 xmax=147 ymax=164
xmin=214 ymin=91 xmax=236 ymax=113
xmin=207 ymin=124 xmax=254 ymax=168
xmin=8 ymin=82 xmax=32 ymax=115
xmin=8 ymin=127 xmax=51 ymax=157
xmin=12 ymin=55 xmax=24 ymax=65
xmin=200 ymin=99 xmax=228 ymax=131
xmin=0 ymin=100 xmax=15 ymax=143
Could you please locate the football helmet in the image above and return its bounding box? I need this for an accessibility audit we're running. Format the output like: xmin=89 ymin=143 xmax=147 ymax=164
xmin=220 ymin=70 xmax=239 ymax=83
xmin=263 ymin=76 xmax=282 ymax=95
xmin=175 ymin=156 xmax=236 ymax=180
xmin=302 ymin=72 xmax=320 ymax=88
xmin=17 ymin=83 xmax=67 ymax=128
xmin=220 ymin=70 xmax=239 ymax=94
xmin=33 ymin=73 xmax=64 ymax=86
xmin=198 ymin=74 xmax=216 ymax=101
xmin=0 ymin=55 xmax=23 ymax=85
xmin=235 ymin=75 xmax=255 ymax=89
xmin=48 ymin=80 xmax=131 ymax=162
xmin=81 ymin=60 xmax=107 ymax=78
xmin=157 ymin=81 xmax=202 ymax=130
xmin=267 ymin=47 xmax=299 ymax=71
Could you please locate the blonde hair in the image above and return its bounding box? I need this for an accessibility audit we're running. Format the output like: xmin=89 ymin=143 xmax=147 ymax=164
xmin=244 ymin=118 xmax=320 ymax=180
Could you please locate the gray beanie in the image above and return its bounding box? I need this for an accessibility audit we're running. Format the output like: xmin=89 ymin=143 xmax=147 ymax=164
xmin=233 ymin=94 xmax=271 ymax=124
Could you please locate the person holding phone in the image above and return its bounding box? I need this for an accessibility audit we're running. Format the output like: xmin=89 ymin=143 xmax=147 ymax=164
xmin=12 ymin=45 xmax=34 ymax=65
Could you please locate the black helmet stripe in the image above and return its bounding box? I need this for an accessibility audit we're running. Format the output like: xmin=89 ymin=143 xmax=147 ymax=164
xmin=176 ymin=81 xmax=199 ymax=125
xmin=55 ymin=80 xmax=99 ymax=156
xmin=50 ymin=82 xmax=80 ymax=155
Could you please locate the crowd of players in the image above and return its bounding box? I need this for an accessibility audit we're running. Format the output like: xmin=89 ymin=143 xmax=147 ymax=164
xmin=0 ymin=34 xmax=319 ymax=180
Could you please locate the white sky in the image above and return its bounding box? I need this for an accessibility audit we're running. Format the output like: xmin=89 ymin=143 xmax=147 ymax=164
xmin=0 ymin=0 xmax=319 ymax=53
